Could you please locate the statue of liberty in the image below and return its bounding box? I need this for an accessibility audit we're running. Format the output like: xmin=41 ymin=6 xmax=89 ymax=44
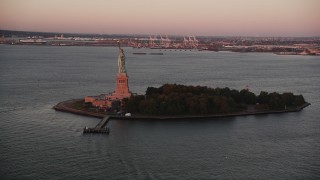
xmin=117 ymin=41 xmax=126 ymax=73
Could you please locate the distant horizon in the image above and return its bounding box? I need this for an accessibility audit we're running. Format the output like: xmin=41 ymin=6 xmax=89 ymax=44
xmin=1 ymin=29 xmax=319 ymax=38
xmin=1 ymin=0 xmax=320 ymax=37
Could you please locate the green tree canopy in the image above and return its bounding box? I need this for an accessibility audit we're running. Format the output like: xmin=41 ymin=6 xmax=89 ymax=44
xmin=122 ymin=84 xmax=306 ymax=115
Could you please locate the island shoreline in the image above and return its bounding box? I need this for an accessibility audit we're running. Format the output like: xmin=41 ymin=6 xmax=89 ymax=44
xmin=53 ymin=99 xmax=311 ymax=120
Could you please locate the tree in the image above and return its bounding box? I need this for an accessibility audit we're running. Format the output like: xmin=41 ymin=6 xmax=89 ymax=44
xmin=258 ymin=91 xmax=269 ymax=104
xmin=281 ymin=92 xmax=294 ymax=106
xmin=240 ymin=89 xmax=256 ymax=104
xmin=268 ymin=92 xmax=285 ymax=110
xmin=146 ymin=87 xmax=160 ymax=96
xmin=121 ymin=84 xmax=306 ymax=115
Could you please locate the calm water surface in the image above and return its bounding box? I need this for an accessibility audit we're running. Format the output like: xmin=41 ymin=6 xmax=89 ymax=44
xmin=0 ymin=45 xmax=320 ymax=179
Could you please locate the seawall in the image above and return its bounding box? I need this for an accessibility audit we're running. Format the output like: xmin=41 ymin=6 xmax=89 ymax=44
xmin=53 ymin=99 xmax=311 ymax=120
xmin=53 ymin=99 xmax=105 ymax=118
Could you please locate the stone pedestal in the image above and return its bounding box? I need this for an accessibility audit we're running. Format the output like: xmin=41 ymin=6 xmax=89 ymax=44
xmin=112 ymin=73 xmax=131 ymax=99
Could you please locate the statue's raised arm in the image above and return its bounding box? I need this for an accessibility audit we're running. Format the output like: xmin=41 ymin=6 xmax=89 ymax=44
xmin=117 ymin=41 xmax=126 ymax=73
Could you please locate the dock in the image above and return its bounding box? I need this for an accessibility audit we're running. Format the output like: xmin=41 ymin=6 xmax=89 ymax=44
xmin=83 ymin=116 xmax=111 ymax=134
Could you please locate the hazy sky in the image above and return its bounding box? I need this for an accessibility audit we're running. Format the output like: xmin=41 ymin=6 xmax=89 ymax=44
xmin=1 ymin=0 xmax=319 ymax=36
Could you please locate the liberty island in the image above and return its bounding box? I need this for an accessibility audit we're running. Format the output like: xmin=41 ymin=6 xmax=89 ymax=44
xmin=53 ymin=43 xmax=310 ymax=134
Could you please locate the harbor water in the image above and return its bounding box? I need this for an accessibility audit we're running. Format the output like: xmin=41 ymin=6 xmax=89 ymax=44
xmin=0 ymin=45 xmax=319 ymax=179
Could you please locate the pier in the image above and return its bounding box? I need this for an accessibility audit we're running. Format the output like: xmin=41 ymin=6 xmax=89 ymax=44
xmin=83 ymin=116 xmax=111 ymax=134
xmin=53 ymin=99 xmax=111 ymax=134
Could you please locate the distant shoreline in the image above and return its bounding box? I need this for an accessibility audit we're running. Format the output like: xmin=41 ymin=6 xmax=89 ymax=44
xmin=53 ymin=99 xmax=311 ymax=120
xmin=1 ymin=44 xmax=319 ymax=56
xmin=1 ymin=29 xmax=319 ymax=56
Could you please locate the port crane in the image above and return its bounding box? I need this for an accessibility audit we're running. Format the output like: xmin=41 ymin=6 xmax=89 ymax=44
xmin=183 ymin=36 xmax=199 ymax=49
